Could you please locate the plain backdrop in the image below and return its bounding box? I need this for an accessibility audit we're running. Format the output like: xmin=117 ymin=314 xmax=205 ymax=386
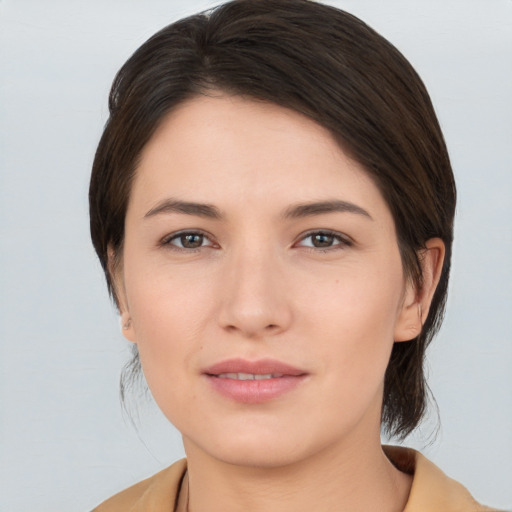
xmin=1 ymin=0 xmax=511 ymax=510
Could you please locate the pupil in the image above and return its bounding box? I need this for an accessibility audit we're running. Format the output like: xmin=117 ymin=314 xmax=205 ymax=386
xmin=313 ymin=234 xmax=333 ymax=247
xmin=182 ymin=234 xmax=203 ymax=248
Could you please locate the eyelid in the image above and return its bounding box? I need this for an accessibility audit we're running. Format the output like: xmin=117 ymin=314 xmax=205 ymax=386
xmin=159 ymin=228 xmax=352 ymax=251
xmin=294 ymin=229 xmax=353 ymax=249
xmin=160 ymin=229 xmax=218 ymax=250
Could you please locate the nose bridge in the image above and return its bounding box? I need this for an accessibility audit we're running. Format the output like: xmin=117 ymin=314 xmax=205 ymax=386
xmin=218 ymin=238 xmax=291 ymax=337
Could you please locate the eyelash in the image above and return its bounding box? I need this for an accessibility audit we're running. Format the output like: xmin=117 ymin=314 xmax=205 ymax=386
xmin=161 ymin=230 xmax=216 ymax=252
xmin=160 ymin=229 xmax=352 ymax=253
xmin=295 ymin=230 xmax=353 ymax=252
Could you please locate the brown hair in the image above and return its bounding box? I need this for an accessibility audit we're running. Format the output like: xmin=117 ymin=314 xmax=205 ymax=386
xmin=90 ymin=0 xmax=455 ymax=439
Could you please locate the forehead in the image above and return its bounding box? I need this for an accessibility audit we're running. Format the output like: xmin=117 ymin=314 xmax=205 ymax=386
xmin=129 ymin=94 xmax=390 ymax=223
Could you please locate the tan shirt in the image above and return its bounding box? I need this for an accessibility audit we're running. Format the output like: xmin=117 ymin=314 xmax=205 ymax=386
xmin=93 ymin=446 xmax=497 ymax=511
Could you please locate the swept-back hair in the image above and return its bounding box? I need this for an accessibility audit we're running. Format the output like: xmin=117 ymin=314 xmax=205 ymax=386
xmin=90 ymin=0 xmax=455 ymax=439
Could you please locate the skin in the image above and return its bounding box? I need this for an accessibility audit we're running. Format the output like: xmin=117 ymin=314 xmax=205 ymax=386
xmin=114 ymin=94 xmax=444 ymax=512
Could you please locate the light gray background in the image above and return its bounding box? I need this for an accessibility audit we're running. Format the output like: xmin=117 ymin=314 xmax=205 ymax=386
xmin=1 ymin=0 xmax=511 ymax=510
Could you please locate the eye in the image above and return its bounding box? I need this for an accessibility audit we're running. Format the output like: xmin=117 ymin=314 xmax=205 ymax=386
xmin=295 ymin=230 xmax=351 ymax=250
xmin=162 ymin=231 xmax=215 ymax=250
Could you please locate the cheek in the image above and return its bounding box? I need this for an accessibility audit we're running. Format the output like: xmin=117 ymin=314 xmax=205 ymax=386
xmin=298 ymin=259 xmax=405 ymax=386
xmin=122 ymin=259 xmax=216 ymax=394
xmin=299 ymin=256 xmax=404 ymax=337
xmin=125 ymin=250 xmax=215 ymax=334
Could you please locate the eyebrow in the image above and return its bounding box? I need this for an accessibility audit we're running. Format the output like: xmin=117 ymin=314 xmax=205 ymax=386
xmin=144 ymin=198 xmax=372 ymax=221
xmin=282 ymin=200 xmax=373 ymax=220
xmin=144 ymin=199 xmax=222 ymax=219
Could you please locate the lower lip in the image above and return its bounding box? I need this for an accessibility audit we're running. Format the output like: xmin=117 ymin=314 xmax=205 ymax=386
xmin=205 ymin=375 xmax=306 ymax=403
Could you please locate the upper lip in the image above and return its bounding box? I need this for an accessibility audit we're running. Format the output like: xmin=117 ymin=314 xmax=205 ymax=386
xmin=203 ymin=358 xmax=307 ymax=376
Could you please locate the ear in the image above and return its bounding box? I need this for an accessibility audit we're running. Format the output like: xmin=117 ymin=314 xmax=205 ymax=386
xmin=394 ymin=238 xmax=445 ymax=342
xmin=107 ymin=245 xmax=136 ymax=343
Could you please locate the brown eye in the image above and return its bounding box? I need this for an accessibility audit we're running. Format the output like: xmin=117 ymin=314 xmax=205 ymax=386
xmin=311 ymin=233 xmax=335 ymax=247
xmin=165 ymin=232 xmax=210 ymax=249
xmin=296 ymin=231 xmax=351 ymax=250
xmin=181 ymin=234 xmax=204 ymax=248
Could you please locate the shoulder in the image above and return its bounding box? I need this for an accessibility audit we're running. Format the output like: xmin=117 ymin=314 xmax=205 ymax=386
xmin=91 ymin=451 xmax=500 ymax=512
xmin=92 ymin=459 xmax=187 ymax=512
xmin=384 ymin=445 xmax=499 ymax=512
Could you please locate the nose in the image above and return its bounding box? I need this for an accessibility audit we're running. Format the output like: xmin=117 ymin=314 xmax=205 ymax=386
xmin=217 ymin=246 xmax=293 ymax=339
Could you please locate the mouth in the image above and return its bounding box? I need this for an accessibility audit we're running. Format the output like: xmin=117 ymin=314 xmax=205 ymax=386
xmin=216 ymin=372 xmax=285 ymax=380
xmin=203 ymin=358 xmax=308 ymax=403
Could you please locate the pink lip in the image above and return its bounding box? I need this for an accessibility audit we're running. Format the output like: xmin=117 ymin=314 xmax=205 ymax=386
xmin=203 ymin=358 xmax=308 ymax=404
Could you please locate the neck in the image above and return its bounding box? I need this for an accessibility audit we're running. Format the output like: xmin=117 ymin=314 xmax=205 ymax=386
xmin=182 ymin=434 xmax=411 ymax=512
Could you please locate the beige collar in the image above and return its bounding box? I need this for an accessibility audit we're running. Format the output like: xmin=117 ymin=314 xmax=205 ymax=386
xmin=384 ymin=445 xmax=495 ymax=512
xmin=177 ymin=448 xmax=494 ymax=512
xmin=98 ymin=447 xmax=495 ymax=511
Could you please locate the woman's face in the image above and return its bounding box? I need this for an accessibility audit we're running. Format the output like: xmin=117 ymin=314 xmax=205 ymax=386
xmin=118 ymin=95 xmax=420 ymax=468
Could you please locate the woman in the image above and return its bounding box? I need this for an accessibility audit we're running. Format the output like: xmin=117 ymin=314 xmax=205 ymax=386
xmin=89 ymin=1 xmax=495 ymax=510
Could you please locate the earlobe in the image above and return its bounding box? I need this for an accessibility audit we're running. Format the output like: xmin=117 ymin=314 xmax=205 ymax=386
xmin=108 ymin=245 xmax=137 ymax=344
xmin=394 ymin=238 xmax=445 ymax=342
xmin=120 ymin=312 xmax=136 ymax=343
xmin=394 ymin=283 xmax=423 ymax=343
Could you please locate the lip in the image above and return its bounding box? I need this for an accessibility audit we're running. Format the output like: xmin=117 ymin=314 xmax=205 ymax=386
xmin=203 ymin=358 xmax=308 ymax=404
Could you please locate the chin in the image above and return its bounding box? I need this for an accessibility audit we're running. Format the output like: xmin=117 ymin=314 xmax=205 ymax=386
xmin=211 ymin=443 xmax=309 ymax=469
xmin=183 ymin=420 xmax=342 ymax=470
